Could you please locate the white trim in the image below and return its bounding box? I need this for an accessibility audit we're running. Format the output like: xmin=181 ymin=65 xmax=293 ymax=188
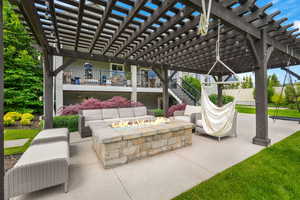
xmin=168 ymin=89 xmax=183 ymax=104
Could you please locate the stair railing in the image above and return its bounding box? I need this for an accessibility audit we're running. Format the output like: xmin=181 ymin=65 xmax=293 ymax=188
xmin=169 ymin=78 xmax=198 ymax=105
xmin=180 ymin=78 xmax=201 ymax=103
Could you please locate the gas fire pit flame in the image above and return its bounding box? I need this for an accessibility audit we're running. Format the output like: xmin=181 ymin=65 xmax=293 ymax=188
xmin=111 ymin=117 xmax=170 ymax=128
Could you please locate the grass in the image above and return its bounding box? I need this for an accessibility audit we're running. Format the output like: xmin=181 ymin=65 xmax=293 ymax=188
xmin=4 ymin=129 xmax=40 ymax=156
xmin=173 ymin=130 xmax=300 ymax=200
xmin=236 ymin=105 xmax=300 ymax=118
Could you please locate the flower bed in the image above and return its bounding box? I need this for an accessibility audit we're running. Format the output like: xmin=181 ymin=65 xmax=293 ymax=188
xmin=59 ymin=96 xmax=144 ymax=115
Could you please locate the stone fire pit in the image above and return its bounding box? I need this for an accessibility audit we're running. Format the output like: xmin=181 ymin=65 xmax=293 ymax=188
xmin=90 ymin=120 xmax=194 ymax=168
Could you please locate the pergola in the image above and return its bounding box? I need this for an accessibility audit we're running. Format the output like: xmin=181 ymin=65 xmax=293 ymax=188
xmin=0 ymin=0 xmax=300 ymax=197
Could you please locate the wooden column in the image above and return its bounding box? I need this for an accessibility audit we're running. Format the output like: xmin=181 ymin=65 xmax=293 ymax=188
xmin=162 ymin=68 xmax=169 ymax=117
xmin=43 ymin=52 xmax=54 ymax=129
xmin=217 ymin=75 xmax=223 ymax=107
xmin=247 ymin=30 xmax=273 ymax=146
xmin=0 ymin=1 xmax=4 ymax=199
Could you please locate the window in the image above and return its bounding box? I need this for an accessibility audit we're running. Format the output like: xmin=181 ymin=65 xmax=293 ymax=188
xmin=111 ymin=63 xmax=124 ymax=71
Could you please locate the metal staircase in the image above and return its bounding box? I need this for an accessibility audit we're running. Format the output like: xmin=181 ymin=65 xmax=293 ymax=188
xmin=169 ymin=78 xmax=201 ymax=105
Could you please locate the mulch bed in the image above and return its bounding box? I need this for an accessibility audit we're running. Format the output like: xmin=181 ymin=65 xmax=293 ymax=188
xmin=5 ymin=154 xmax=22 ymax=171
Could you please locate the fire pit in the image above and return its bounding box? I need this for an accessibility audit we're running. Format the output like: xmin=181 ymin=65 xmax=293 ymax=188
xmin=90 ymin=118 xmax=194 ymax=168
xmin=111 ymin=117 xmax=171 ymax=128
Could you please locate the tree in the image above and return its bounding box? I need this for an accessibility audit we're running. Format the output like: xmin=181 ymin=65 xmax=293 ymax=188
xmin=268 ymin=74 xmax=280 ymax=87
xmin=4 ymin=1 xmax=43 ymax=114
xmin=241 ymin=75 xmax=253 ymax=88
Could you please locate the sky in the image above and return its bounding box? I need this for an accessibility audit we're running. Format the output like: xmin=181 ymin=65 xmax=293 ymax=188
xmin=239 ymin=0 xmax=300 ymax=84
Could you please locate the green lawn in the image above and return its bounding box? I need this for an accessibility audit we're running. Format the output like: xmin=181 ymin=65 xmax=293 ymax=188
xmin=236 ymin=105 xmax=300 ymax=118
xmin=173 ymin=130 xmax=300 ymax=200
xmin=4 ymin=129 xmax=40 ymax=155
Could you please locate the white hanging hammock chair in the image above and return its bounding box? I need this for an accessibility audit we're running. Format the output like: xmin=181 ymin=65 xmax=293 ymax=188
xmin=200 ymin=20 xmax=241 ymax=139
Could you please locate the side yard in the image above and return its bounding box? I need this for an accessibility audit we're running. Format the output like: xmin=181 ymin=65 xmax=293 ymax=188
xmin=236 ymin=105 xmax=300 ymax=118
xmin=173 ymin=130 xmax=300 ymax=200
xmin=4 ymin=129 xmax=40 ymax=155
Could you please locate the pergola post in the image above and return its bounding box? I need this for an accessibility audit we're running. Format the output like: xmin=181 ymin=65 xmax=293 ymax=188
xmin=0 ymin=0 xmax=4 ymax=199
xmin=217 ymin=75 xmax=223 ymax=107
xmin=247 ymin=30 xmax=274 ymax=146
xmin=162 ymin=68 xmax=169 ymax=117
xmin=43 ymin=52 xmax=54 ymax=129
xmin=131 ymin=65 xmax=137 ymax=102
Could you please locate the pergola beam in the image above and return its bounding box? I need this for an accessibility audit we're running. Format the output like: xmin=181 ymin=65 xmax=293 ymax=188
xmin=48 ymin=0 xmax=61 ymax=53
xmin=183 ymin=0 xmax=300 ymax=61
xmin=74 ymin=0 xmax=85 ymax=51
xmin=102 ymin=0 xmax=148 ymax=55
xmin=125 ymin=6 xmax=194 ymax=58
xmin=52 ymin=58 xmax=76 ymax=76
xmin=14 ymin=0 xmax=50 ymax=52
xmin=114 ymin=0 xmax=178 ymax=57
xmin=89 ymin=0 xmax=117 ymax=53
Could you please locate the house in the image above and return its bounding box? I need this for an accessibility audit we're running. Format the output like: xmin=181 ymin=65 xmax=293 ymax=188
xmin=53 ymin=56 xmax=199 ymax=115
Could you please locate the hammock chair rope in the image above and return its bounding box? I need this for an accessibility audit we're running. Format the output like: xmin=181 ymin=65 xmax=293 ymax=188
xmin=199 ymin=20 xmax=241 ymax=138
xmin=198 ymin=0 xmax=212 ymax=36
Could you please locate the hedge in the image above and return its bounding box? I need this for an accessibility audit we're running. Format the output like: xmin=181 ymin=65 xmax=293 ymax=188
xmin=40 ymin=115 xmax=79 ymax=132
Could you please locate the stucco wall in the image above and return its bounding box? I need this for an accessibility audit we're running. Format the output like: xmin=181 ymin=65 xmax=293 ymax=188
xmin=222 ymin=87 xmax=283 ymax=105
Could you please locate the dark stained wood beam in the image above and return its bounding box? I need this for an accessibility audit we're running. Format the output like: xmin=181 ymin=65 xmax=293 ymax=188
xmin=125 ymin=6 xmax=194 ymax=58
xmin=74 ymin=0 xmax=85 ymax=51
xmin=48 ymin=0 xmax=61 ymax=53
xmin=102 ymin=0 xmax=149 ymax=55
xmin=114 ymin=0 xmax=178 ymax=57
xmin=183 ymin=0 xmax=300 ymax=61
xmin=52 ymin=58 xmax=76 ymax=76
xmin=135 ymin=15 xmax=201 ymax=59
xmin=89 ymin=0 xmax=117 ymax=53
xmin=12 ymin=0 xmax=50 ymax=52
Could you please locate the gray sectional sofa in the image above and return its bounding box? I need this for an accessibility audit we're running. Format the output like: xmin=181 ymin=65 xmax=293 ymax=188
xmin=79 ymin=106 xmax=154 ymax=138
xmin=5 ymin=128 xmax=70 ymax=200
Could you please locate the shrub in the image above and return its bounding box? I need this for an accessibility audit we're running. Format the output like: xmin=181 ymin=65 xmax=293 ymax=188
xmin=287 ymin=103 xmax=299 ymax=110
xmin=253 ymin=86 xmax=275 ymax=103
xmin=271 ymin=93 xmax=285 ymax=105
xmin=59 ymin=96 xmax=144 ymax=115
xmin=20 ymin=118 xmax=32 ymax=126
xmin=4 ymin=112 xmax=22 ymax=121
xmin=3 ymin=117 xmax=16 ymax=126
xmin=167 ymin=104 xmax=187 ymax=117
xmin=209 ymin=94 xmax=234 ymax=105
xmin=40 ymin=115 xmax=79 ymax=132
xmin=151 ymin=109 xmax=164 ymax=117
xmin=21 ymin=113 xmax=34 ymax=121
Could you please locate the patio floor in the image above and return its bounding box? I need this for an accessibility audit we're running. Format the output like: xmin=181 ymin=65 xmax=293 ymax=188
xmin=13 ymin=114 xmax=299 ymax=200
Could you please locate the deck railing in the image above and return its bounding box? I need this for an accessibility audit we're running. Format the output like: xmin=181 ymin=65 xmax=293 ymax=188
xmin=63 ymin=69 xmax=161 ymax=88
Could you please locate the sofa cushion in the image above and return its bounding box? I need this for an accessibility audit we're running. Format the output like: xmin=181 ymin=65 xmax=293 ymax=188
xmin=102 ymin=108 xmax=119 ymax=119
xmin=82 ymin=109 xmax=103 ymax=121
xmin=118 ymin=107 xmax=134 ymax=118
xmin=184 ymin=105 xmax=201 ymax=116
xmin=15 ymin=141 xmax=69 ymax=167
xmin=196 ymin=119 xmax=203 ymax=128
xmin=133 ymin=106 xmax=147 ymax=117
xmin=31 ymin=128 xmax=69 ymax=145
xmin=174 ymin=116 xmax=191 ymax=123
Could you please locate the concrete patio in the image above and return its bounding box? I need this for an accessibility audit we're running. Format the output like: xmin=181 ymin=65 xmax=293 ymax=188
xmin=13 ymin=114 xmax=299 ymax=200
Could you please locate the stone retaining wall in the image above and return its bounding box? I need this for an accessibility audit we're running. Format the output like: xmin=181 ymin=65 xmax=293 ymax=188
xmin=93 ymin=125 xmax=193 ymax=168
